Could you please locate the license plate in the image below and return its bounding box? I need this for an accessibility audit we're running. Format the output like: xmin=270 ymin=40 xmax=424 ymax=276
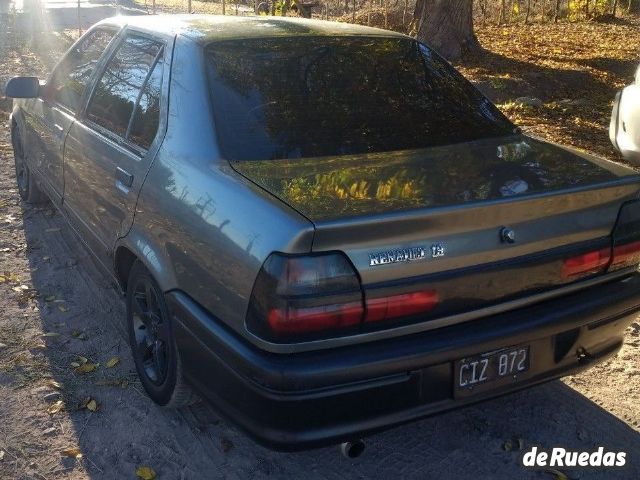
xmin=455 ymin=345 xmax=530 ymax=396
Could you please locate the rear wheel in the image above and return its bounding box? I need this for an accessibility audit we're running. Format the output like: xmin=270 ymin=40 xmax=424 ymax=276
xmin=11 ymin=126 xmax=48 ymax=204
xmin=126 ymin=261 xmax=195 ymax=407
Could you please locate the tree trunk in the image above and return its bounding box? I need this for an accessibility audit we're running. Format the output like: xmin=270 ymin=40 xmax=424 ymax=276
xmin=403 ymin=0 xmax=409 ymax=26
xmin=612 ymin=0 xmax=619 ymax=15
xmin=414 ymin=0 xmax=478 ymax=60
xmin=525 ymin=0 xmax=531 ymax=22
xmin=554 ymin=0 xmax=560 ymax=22
xmin=499 ymin=0 xmax=507 ymax=23
xmin=385 ymin=0 xmax=389 ymax=28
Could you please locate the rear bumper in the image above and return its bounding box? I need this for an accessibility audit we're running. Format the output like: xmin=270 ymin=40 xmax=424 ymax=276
xmin=168 ymin=272 xmax=640 ymax=450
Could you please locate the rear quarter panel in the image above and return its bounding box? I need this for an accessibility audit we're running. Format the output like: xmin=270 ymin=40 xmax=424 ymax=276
xmin=123 ymin=37 xmax=314 ymax=337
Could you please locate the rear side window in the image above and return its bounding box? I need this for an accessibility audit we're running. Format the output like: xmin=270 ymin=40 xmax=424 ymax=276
xmin=206 ymin=37 xmax=514 ymax=161
xmin=49 ymin=28 xmax=116 ymax=112
xmin=87 ymin=35 xmax=163 ymax=148
xmin=128 ymin=57 xmax=163 ymax=150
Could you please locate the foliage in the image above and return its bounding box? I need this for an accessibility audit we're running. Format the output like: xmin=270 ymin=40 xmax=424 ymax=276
xmin=457 ymin=19 xmax=640 ymax=162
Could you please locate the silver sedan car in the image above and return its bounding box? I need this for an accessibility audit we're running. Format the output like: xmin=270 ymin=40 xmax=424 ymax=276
xmin=7 ymin=15 xmax=640 ymax=452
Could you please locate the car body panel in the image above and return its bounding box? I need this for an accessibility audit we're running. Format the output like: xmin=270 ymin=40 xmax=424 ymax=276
xmin=169 ymin=270 xmax=640 ymax=448
xmin=231 ymin=135 xmax=629 ymax=221
xmin=127 ymin=35 xmax=316 ymax=325
xmin=20 ymin=100 xmax=72 ymax=204
xmin=63 ymin=30 xmax=174 ymax=267
xmin=98 ymin=14 xmax=406 ymax=45
xmin=610 ymin=64 xmax=640 ymax=164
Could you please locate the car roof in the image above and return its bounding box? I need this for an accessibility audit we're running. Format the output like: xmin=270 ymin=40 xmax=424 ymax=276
xmin=98 ymin=14 xmax=407 ymax=44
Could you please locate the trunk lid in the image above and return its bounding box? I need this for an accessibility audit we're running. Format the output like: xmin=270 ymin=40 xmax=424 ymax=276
xmin=232 ymin=135 xmax=640 ymax=323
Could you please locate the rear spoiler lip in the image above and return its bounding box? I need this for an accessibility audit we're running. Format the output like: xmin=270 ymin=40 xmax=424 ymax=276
xmin=243 ymin=267 xmax=636 ymax=354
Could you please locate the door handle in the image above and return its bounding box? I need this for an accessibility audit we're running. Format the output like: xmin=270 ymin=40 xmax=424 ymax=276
xmin=53 ymin=123 xmax=65 ymax=150
xmin=116 ymin=167 xmax=134 ymax=188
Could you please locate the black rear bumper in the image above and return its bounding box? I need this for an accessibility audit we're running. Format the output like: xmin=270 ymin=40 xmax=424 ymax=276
xmin=167 ymin=272 xmax=640 ymax=450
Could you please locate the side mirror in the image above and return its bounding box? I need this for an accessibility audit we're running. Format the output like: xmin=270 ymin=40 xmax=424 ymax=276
xmin=4 ymin=76 xmax=41 ymax=98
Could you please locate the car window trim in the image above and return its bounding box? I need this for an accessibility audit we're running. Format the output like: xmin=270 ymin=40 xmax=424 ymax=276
xmin=85 ymin=120 xmax=148 ymax=157
xmin=45 ymin=25 xmax=121 ymax=115
xmin=125 ymin=46 xmax=164 ymax=141
xmin=80 ymin=29 xmax=167 ymax=153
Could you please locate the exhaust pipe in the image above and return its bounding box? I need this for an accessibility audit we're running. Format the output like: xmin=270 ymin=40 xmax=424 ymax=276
xmin=340 ymin=439 xmax=365 ymax=458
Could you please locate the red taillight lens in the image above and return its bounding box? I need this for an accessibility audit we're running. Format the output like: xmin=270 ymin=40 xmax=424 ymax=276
xmin=267 ymin=302 xmax=363 ymax=335
xmin=609 ymin=200 xmax=640 ymax=272
xmin=247 ymin=252 xmax=364 ymax=340
xmin=365 ymin=290 xmax=439 ymax=323
xmin=561 ymin=248 xmax=611 ymax=279
xmin=611 ymin=240 xmax=640 ymax=269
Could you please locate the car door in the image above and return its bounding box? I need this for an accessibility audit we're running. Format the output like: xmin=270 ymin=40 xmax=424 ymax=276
xmin=21 ymin=27 xmax=119 ymax=203
xmin=611 ymin=64 xmax=640 ymax=163
xmin=63 ymin=32 xmax=169 ymax=267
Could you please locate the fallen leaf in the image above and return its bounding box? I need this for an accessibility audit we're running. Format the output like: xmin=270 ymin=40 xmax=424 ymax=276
xmin=0 ymin=450 xmax=4 ymax=461
xmin=70 ymin=362 xmax=80 ymax=368
xmin=58 ymin=304 xmax=68 ymax=313
xmin=136 ymin=466 xmax=156 ymax=480
xmin=71 ymin=330 xmax=82 ymax=338
xmin=47 ymin=380 xmax=62 ymax=390
xmin=105 ymin=357 xmax=120 ymax=368
xmin=74 ymin=363 xmax=97 ymax=374
xmin=41 ymin=332 xmax=60 ymax=338
xmin=546 ymin=469 xmax=568 ymax=480
xmin=44 ymin=295 xmax=55 ymax=302
xmin=86 ymin=399 xmax=98 ymax=412
xmin=61 ymin=447 xmax=82 ymax=459
xmin=47 ymin=400 xmax=65 ymax=414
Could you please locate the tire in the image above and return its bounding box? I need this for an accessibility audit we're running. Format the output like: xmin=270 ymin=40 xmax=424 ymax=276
xmin=11 ymin=126 xmax=48 ymax=205
xmin=126 ymin=261 xmax=196 ymax=407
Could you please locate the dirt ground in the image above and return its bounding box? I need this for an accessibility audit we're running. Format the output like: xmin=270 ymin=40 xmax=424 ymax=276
xmin=1 ymin=7 xmax=640 ymax=480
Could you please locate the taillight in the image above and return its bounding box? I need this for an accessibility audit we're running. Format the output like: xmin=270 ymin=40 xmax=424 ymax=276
xmin=561 ymin=248 xmax=611 ymax=279
xmin=610 ymin=200 xmax=640 ymax=272
xmin=247 ymin=252 xmax=364 ymax=340
xmin=365 ymin=290 xmax=439 ymax=322
xmin=611 ymin=240 xmax=640 ymax=269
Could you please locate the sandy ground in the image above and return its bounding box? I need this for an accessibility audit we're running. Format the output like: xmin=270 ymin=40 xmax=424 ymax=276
xmin=1 ymin=4 xmax=640 ymax=480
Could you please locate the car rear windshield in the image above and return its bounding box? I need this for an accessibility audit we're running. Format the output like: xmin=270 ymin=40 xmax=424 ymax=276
xmin=205 ymin=36 xmax=514 ymax=161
